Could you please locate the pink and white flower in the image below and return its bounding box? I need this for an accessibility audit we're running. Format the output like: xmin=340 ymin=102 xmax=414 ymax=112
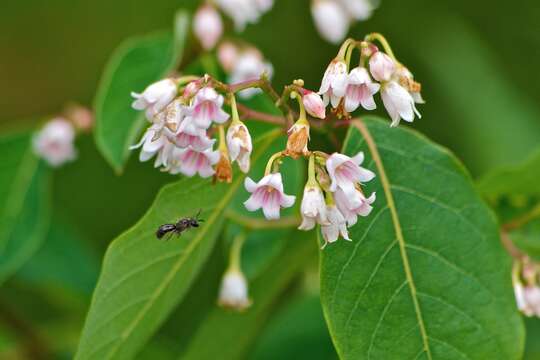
xmin=218 ymin=269 xmax=251 ymax=311
xmin=395 ymin=66 xmax=425 ymax=104
xmin=172 ymin=129 xmax=215 ymax=151
xmin=168 ymin=146 xmax=220 ymax=178
xmin=217 ymin=42 xmax=239 ymax=72
xmin=244 ymin=173 xmax=296 ymax=220
xmin=298 ymin=184 xmax=327 ymax=231
xmin=302 ymin=90 xmax=326 ymax=119
xmin=227 ymin=122 xmax=252 ymax=173
xmin=344 ymin=66 xmax=380 ymax=112
xmin=193 ymin=4 xmax=223 ymax=50
xmin=326 ymin=152 xmax=375 ymax=196
xmin=32 ymin=118 xmax=77 ymax=167
xmin=311 ymin=0 xmax=350 ymax=44
xmin=335 ymin=188 xmax=376 ymax=226
xmin=338 ymin=0 xmax=376 ymax=21
xmin=321 ymin=205 xmax=350 ymax=246
xmin=319 ymin=59 xmax=349 ymax=108
xmin=189 ymin=87 xmax=230 ymax=129
xmin=515 ymin=282 xmax=540 ymax=317
xmin=130 ymin=124 xmax=169 ymax=162
xmin=131 ymin=79 xmax=177 ymax=118
xmin=381 ymin=81 xmax=421 ymax=127
xmin=229 ymin=51 xmax=273 ymax=99
xmin=215 ymin=0 xmax=271 ymax=31
xmin=369 ymin=52 xmax=396 ymax=83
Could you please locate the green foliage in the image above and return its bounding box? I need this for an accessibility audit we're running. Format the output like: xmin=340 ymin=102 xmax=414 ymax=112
xmin=94 ymin=12 xmax=189 ymax=173
xmin=75 ymin=132 xmax=279 ymax=360
xmin=0 ymin=132 xmax=50 ymax=284
xmin=319 ymin=117 xmax=524 ymax=359
xmin=181 ymin=231 xmax=317 ymax=360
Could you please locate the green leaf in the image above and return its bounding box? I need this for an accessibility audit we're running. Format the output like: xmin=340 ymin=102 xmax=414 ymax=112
xmin=75 ymin=131 xmax=279 ymax=360
xmin=94 ymin=12 xmax=189 ymax=173
xmin=0 ymin=132 xmax=50 ymax=284
xmin=320 ymin=117 xmax=524 ymax=360
xmin=478 ymin=148 xmax=540 ymax=200
xmin=180 ymin=231 xmax=318 ymax=360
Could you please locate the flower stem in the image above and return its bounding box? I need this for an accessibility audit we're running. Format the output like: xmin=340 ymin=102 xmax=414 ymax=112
xmin=365 ymin=32 xmax=396 ymax=60
xmin=229 ymin=93 xmax=242 ymax=125
xmin=218 ymin=125 xmax=227 ymax=152
xmin=228 ymin=231 xmax=247 ymax=271
xmin=264 ymin=151 xmax=283 ymax=175
xmin=337 ymin=38 xmax=355 ymax=60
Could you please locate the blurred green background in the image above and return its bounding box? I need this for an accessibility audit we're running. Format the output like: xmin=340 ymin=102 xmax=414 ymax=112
xmin=1 ymin=0 xmax=540 ymax=358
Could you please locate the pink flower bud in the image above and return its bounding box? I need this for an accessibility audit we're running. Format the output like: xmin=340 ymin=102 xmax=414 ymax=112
xmin=302 ymin=91 xmax=326 ymax=119
xmin=217 ymin=42 xmax=239 ymax=72
xmin=193 ymin=4 xmax=223 ymax=50
xmin=369 ymin=51 xmax=396 ymax=82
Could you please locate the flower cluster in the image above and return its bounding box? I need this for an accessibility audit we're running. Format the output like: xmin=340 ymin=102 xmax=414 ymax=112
xmin=130 ymin=77 xmax=253 ymax=181
xmin=319 ymin=38 xmax=423 ymax=126
xmin=311 ymin=0 xmax=377 ymax=44
xmin=513 ymin=259 xmax=540 ymax=317
xmin=192 ymin=0 xmax=274 ymax=51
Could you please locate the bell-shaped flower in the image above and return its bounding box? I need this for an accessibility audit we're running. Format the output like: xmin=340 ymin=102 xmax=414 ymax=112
xmin=130 ymin=124 xmax=169 ymax=162
xmin=169 ymin=146 xmax=220 ymax=178
xmin=189 ymin=87 xmax=230 ymax=129
xmin=302 ymin=90 xmax=326 ymax=119
xmin=369 ymin=52 xmax=396 ymax=83
xmin=311 ymin=0 xmax=350 ymax=44
xmin=131 ymin=78 xmax=177 ymax=118
xmin=244 ymin=173 xmax=296 ymax=220
xmin=321 ymin=205 xmax=350 ymax=247
xmin=515 ymin=282 xmax=540 ymax=317
xmin=298 ymin=184 xmax=327 ymax=231
xmin=326 ymin=151 xmax=375 ymax=196
xmin=319 ymin=59 xmax=349 ymax=108
xmin=395 ymin=66 xmax=425 ymax=104
xmin=215 ymin=0 xmax=265 ymax=31
xmin=32 ymin=118 xmax=77 ymax=167
xmin=335 ymin=188 xmax=376 ymax=226
xmin=344 ymin=66 xmax=380 ymax=112
xmin=381 ymin=81 xmax=421 ymax=127
xmin=227 ymin=121 xmax=252 ymax=173
xmin=218 ymin=269 xmax=251 ymax=311
xmin=193 ymin=4 xmax=223 ymax=50
xmin=338 ymin=0 xmax=376 ymax=21
xmin=229 ymin=50 xmax=273 ymax=99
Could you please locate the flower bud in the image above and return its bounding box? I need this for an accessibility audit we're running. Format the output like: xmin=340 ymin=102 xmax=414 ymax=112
xmin=298 ymin=183 xmax=327 ymax=231
xmin=217 ymin=42 xmax=239 ymax=72
xmin=285 ymin=121 xmax=310 ymax=159
xmin=311 ymin=0 xmax=350 ymax=44
xmin=65 ymin=104 xmax=94 ymax=132
xmin=302 ymin=91 xmax=326 ymax=119
xmin=227 ymin=121 xmax=252 ymax=173
xmin=193 ymin=4 xmax=223 ymax=50
xmin=218 ymin=269 xmax=251 ymax=311
xmin=369 ymin=51 xmax=396 ymax=82
xmin=32 ymin=118 xmax=77 ymax=167
xmin=215 ymin=149 xmax=233 ymax=183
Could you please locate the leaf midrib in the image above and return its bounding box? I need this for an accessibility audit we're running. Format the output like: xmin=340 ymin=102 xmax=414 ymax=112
xmin=352 ymin=120 xmax=433 ymax=360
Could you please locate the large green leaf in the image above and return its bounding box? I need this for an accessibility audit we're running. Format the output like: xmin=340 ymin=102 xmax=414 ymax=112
xmin=0 ymin=132 xmax=50 ymax=284
xmin=180 ymin=231 xmax=317 ymax=360
xmin=75 ymin=131 xmax=279 ymax=360
xmin=94 ymin=12 xmax=189 ymax=173
xmin=320 ymin=117 xmax=524 ymax=360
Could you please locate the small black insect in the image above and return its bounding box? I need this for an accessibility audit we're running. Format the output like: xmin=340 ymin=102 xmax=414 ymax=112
xmin=156 ymin=210 xmax=204 ymax=240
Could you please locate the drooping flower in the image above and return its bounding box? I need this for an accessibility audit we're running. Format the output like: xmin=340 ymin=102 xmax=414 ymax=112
xmin=319 ymin=59 xmax=349 ymax=108
xmin=227 ymin=121 xmax=252 ymax=173
xmin=298 ymin=184 xmax=327 ymax=231
xmin=244 ymin=173 xmax=296 ymax=220
xmin=326 ymin=152 xmax=375 ymax=196
xmin=285 ymin=120 xmax=310 ymax=159
xmin=131 ymin=79 xmax=177 ymax=118
xmin=335 ymin=188 xmax=376 ymax=226
xmin=302 ymin=90 xmax=326 ymax=119
xmin=217 ymin=42 xmax=239 ymax=72
xmin=311 ymin=0 xmax=350 ymax=44
xmin=369 ymin=52 xmax=396 ymax=83
xmin=130 ymin=124 xmax=169 ymax=162
xmin=189 ymin=87 xmax=230 ymax=129
xmin=229 ymin=50 xmax=273 ymax=99
xmin=168 ymin=146 xmax=220 ymax=178
xmin=321 ymin=205 xmax=350 ymax=246
xmin=218 ymin=269 xmax=251 ymax=311
xmin=215 ymin=149 xmax=233 ymax=183
xmin=344 ymin=66 xmax=380 ymax=112
xmin=395 ymin=66 xmax=425 ymax=104
xmin=514 ymin=282 xmax=540 ymax=317
xmin=172 ymin=129 xmax=215 ymax=152
xmin=215 ymin=0 xmax=271 ymax=31
xmin=193 ymin=4 xmax=223 ymax=50
xmin=32 ymin=118 xmax=77 ymax=167
xmin=380 ymin=81 xmax=421 ymax=127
